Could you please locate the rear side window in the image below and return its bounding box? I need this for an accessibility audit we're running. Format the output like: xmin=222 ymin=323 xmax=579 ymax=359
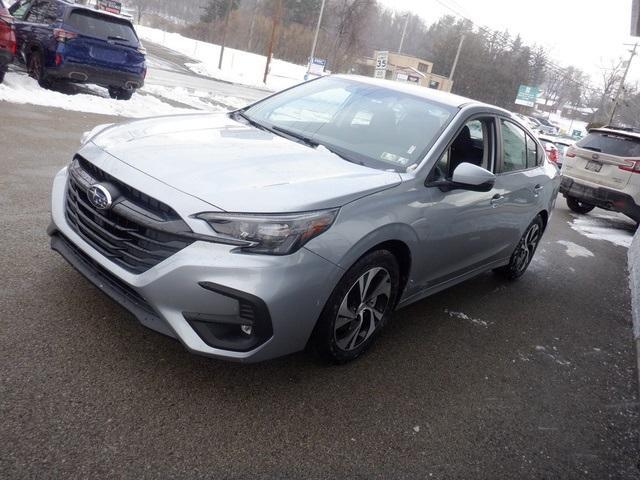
xmin=499 ymin=119 xmax=527 ymax=173
xmin=25 ymin=0 xmax=57 ymax=23
xmin=577 ymin=132 xmax=640 ymax=157
xmin=66 ymin=10 xmax=137 ymax=44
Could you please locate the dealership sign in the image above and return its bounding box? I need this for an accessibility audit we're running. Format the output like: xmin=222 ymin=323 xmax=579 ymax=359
xmin=514 ymin=85 xmax=539 ymax=107
xmin=96 ymin=0 xmax=122 ymax=14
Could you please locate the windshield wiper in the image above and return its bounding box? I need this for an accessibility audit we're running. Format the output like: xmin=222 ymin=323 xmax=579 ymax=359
xmin=232 ymin=110 xmax=272 ymax=133
xmin=107 ymin=35 xmax=129 ymax=42
xmin=272 ymin=125 xmax=318 ymax=148
xmin=582 ymin=146 xmax=602 ymax=152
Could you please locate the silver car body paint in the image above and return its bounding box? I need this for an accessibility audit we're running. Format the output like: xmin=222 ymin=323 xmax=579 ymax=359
xmin=49 ymin=75 xmax=561 ymax=362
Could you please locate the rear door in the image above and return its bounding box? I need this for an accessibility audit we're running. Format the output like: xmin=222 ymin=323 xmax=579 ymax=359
xmin=62 ymin=8 xmax=143 ymax=72
xmin=493 ymin=118 xmax=549 ymax=242
xmin=564 ymin=130 xmax=640 ymax=191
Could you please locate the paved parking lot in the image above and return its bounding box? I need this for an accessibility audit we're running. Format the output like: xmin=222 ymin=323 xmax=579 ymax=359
xmin=1 ymin=102 xmax=639 ymax=479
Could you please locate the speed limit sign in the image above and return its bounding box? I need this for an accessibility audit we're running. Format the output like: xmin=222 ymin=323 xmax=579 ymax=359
xmin=375 ymin=51 xmax=388 ymax=69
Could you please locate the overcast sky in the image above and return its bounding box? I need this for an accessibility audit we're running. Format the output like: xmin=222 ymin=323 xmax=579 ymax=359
xmin=378 ymin=0 xmax=640 ymax=86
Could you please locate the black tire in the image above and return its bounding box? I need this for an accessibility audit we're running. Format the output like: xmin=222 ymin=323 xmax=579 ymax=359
xmin=0 ymin=70 xmax=5 ymax=84
xmin=494 ymin=215 xmax=544 ymax=281
xmin=312 ymin=250 xmax=400 ymax=364
xmin=566 ymin=196 xmax=595 ymax=214
xmin=108 ymin=87 xmax=134 ymax=100
xmin=27 ymin=51 xmax=52 ymax=89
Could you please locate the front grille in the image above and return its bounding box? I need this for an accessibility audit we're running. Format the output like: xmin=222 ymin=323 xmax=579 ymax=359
xmin=65 ymin=156 xmax=195 ymax=274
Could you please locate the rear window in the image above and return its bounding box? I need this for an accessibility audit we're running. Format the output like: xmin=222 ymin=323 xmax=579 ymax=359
xmin=66 ymin=10 xmax=137 ymax=44
xmin=577 ymin=132 xmax=640 ymax=157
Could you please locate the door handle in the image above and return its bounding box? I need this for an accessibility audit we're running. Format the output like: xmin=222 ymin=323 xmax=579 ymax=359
xmin=533 ymin=184 xmax=544 ymax=196
xmin=490 ymin=194 xmax=505 ymax=207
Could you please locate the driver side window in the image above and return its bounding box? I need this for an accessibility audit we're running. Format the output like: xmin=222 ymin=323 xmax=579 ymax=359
xmin=432 ymin=118 xmax=494 ymax=181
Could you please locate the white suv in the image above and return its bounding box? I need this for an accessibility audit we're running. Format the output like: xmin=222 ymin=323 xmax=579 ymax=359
xmin=561 ymin=127 xmax=640 ymax=223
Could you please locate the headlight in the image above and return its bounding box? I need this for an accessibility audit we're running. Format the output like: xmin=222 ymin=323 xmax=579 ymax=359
xmin=194 ymin=209 xmax=339 ymax=255
xmin=80 ymin=123 xmax=114 ymax=146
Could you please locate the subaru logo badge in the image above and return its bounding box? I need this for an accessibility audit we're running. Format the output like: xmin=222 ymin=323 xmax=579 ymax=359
xmin=87 ymin=184 xmax=112 ymax=210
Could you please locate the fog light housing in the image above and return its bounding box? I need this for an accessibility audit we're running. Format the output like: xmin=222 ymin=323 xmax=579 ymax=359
xmin=240 ymin=324 xmax=253 ymax=336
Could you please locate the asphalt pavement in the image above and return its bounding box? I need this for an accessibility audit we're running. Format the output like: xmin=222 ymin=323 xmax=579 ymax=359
xmin=1 ymin=102 xmax=639 ymax=479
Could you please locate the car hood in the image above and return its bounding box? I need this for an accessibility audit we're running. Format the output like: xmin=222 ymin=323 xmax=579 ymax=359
xmin=89 ymin=113 xmax=402 ymax=213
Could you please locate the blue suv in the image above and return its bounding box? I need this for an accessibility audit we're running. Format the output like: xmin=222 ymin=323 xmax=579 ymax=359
xmin=9 ymin=0 xmax=145 ymax=99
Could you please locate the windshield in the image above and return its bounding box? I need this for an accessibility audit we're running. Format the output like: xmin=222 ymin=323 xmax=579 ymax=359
xmin=242 ymin=77 xmax=456 ymax=172
xmin=66 ymin=9 xmax=138 ymax=44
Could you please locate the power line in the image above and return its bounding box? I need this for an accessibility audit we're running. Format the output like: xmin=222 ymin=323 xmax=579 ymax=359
xmin=432 ymin=0 xmax=601 ymax=95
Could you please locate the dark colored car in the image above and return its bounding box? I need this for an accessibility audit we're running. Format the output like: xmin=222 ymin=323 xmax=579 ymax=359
xmin=9 ymin=0 xmax=145 ymax=99
xmin=0 ymin=0 xmax=16 ymax=83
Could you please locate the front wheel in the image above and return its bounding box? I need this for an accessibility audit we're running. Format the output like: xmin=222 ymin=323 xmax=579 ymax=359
xmin=566 ymin=196 xmax=595 ymax=214
xmin=108 ymin=87 xmax=134 ymax=100
xmin=494 ymin=215 xmax=544 ymax=281
xmin=312 ymin=250 xmax=400 ymax=364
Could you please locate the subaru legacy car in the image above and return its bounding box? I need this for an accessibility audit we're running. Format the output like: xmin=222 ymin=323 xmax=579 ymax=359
xmin=9 ymin=0 xmax=145 ymax=99
xmin=48 ymin=75 xmax=560 ymax=363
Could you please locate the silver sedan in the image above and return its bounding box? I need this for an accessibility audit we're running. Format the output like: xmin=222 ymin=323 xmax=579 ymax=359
xmin=48 ymin=75 xmax=560 ymax=363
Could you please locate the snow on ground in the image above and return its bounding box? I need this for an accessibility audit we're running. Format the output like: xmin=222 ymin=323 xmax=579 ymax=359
xmin=0 ymin=71 xmax=245 ymax=117
xmin=568 ymin=211 xmax=636 ymax=248
xmin=0 ymin=71 xmax=202 ymax=117
xmin=443 ymin=309 xmax=489 ymax=328
xmin=137 ymin=26 xmax=306 ymax=92
xmin=556 ymin=240 xmax=594 ymax=258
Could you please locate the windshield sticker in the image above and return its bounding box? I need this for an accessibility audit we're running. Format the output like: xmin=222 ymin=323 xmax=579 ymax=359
xmin=407 ymin=145 xmax=416 ymax=155
xmin=381 ymin=152 xmax=411 ymax=165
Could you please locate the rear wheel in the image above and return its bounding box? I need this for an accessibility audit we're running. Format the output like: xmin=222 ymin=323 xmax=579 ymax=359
xmin=566 ymin=196 xmax=595 ymax=214
xmin=28 ymin=52 xmax=52 ymax=89
xmin=108 ymin=87 xmax=134 ymax=100
xmin=312 ymin=250 xmax=400 ymax=364
xmin=494 ymin=215 xmax=544 ymax=281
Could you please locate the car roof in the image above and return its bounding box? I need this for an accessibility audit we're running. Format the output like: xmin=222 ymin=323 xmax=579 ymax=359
xmin=333 ymin=74 xmax=506 ymax=112
xmin=589 ymin=127 xmax=640 ymax=141
xmin=58 ymin=0 xmax=133 ymax=22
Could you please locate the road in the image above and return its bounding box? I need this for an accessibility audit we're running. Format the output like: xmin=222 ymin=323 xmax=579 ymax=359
xmin=0 ymin=101 xmax=638 ymax=479
xmin=143 ymin=42 xmax=269 ymax=104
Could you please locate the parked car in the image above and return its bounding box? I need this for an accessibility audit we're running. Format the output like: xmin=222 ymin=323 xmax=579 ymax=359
xmin=48 ymin=75 xmax=560 ymax=363
xmin=0 ymin=0 xmax=16 ymax=83
xmin=561 ymin=127 xmax=640 ymax=222
xmin=551 ymin=136 xmax=575 ymax=168
xmin=538 ymin=134 xmax=562 ymax=168
xmin=513 ymin=113 xmax=540 ymax=131
xmin=533 ymin=115 xmax=559 ymax=135
xmin=8 ymin=0 xmax=145 ymax=99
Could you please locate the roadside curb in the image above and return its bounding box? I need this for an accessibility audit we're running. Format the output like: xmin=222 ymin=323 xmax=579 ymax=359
xmin=628 ymin=231 xmax=640 ymax=404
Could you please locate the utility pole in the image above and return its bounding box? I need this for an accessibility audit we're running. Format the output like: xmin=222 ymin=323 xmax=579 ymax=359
xmin=449 ymin=34 xmax=465 ymax=80
xmin=263 ymin=0 xmax=282 ymax=84
xmin=307 ymin=0 xmax=327 ymax=73
xmin=218 ymin=0 xmax=234 ymax=70
xmin=609 ymin=42 xmax=638 ymax=124
xmin=398 ymin=14 xmax=409 ymax=54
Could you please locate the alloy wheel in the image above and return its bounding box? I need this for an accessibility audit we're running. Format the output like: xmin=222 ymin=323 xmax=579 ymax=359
xmin=514 ymin=223 xmax=541 ymax=273
xmin=334 ymin=267 xmax=391 ymax=351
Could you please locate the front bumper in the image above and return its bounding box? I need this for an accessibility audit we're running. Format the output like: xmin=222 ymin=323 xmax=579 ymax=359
xmin=560 ymin=176 xmax=640 ymax=222
xmin=50 ymin=62 xmax=145 ymax=89
xmin=49 ymin=165 xmax=344 ymax=362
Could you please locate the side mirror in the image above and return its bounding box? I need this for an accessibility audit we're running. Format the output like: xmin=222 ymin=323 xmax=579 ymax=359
xmin=451 ymin=162 xmax=496 ymax=191
xmin=425 ymin=162 xmax=496 ymax=192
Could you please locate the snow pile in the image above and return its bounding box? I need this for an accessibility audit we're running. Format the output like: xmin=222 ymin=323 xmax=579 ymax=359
xmin=0 ymin=71 xmax=199 ymax=117
xmin=136 ymin=25 xmax=307 ymax=92
xmin=568 ymin=211 xmax=635 ymax=248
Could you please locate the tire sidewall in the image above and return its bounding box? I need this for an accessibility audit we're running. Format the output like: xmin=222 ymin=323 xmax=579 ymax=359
xmin=313 ymin=250 xmax=400 ymax=363
xmin=501 ymin=215 xmax=544 ymax=280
